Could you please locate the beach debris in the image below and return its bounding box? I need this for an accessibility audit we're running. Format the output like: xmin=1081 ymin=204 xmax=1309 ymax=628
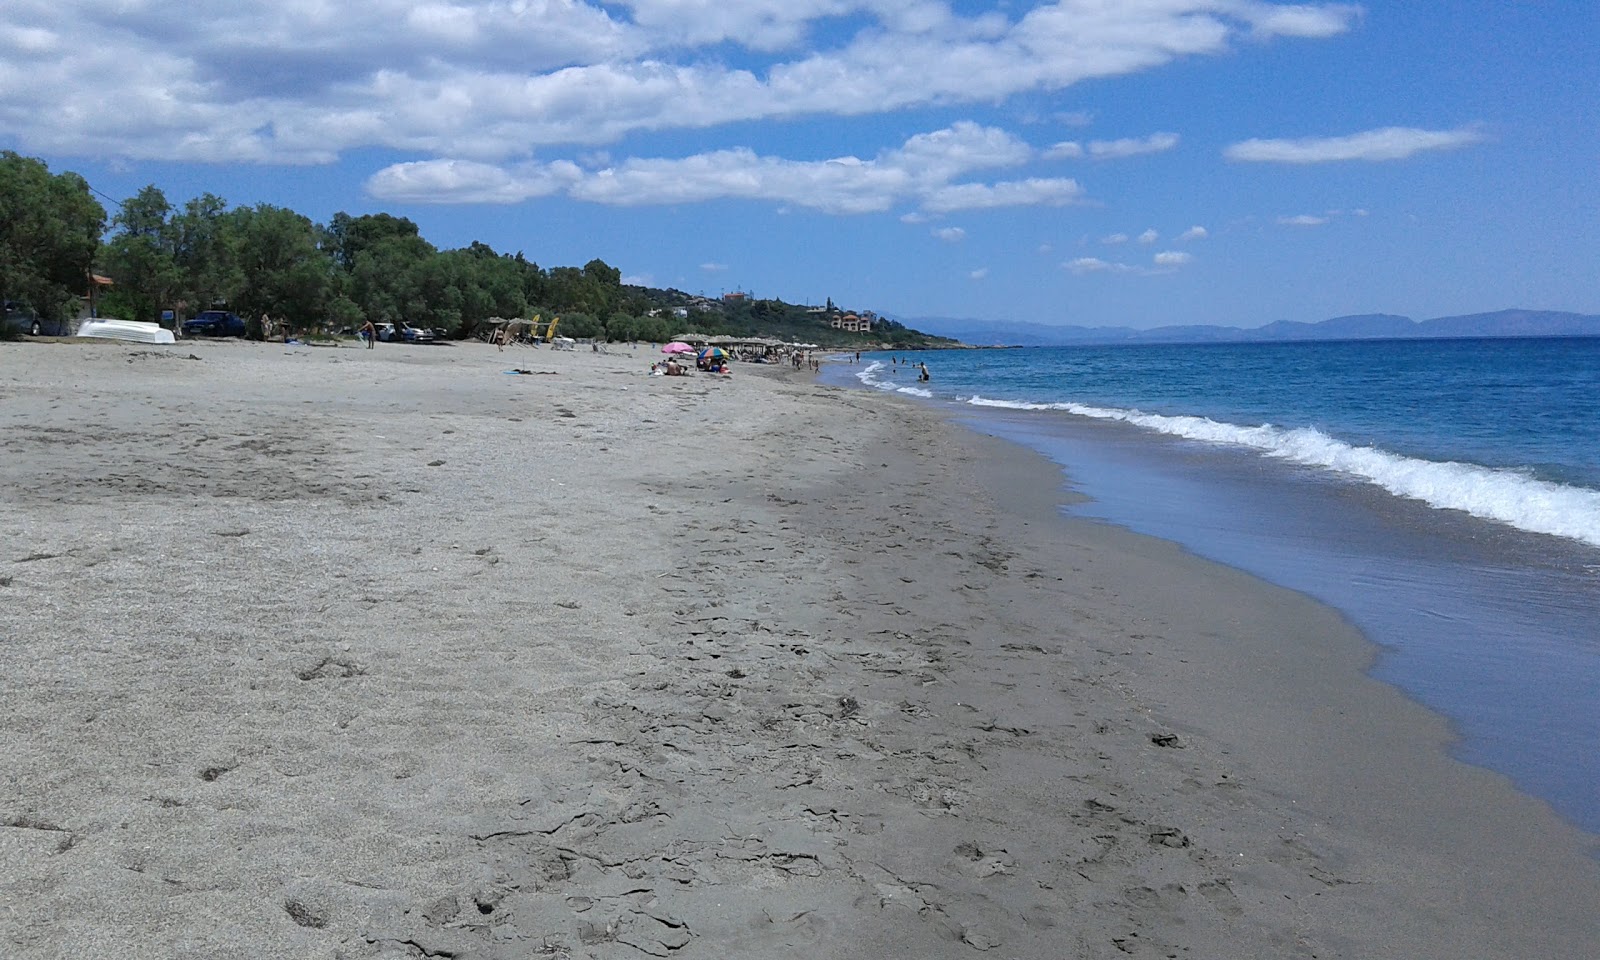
xmin=197 ymin=762 xmax=237 ymax=782
xmin=427 ymin=459 xmax=445 ymax=466
xmin=1149 ymin=827 xmax=1191 ymax=848
xmin=1149 ymin=732 xmax=1184 ymax=748
xmin=836 ymin=695 xmax=860 ymax=718
xmin=283 ymin=896 xmax=329 ymax=929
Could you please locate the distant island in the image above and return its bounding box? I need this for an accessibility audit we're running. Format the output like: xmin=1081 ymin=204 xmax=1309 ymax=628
xmin=902 ymin=309 xmax=1600 ymax=347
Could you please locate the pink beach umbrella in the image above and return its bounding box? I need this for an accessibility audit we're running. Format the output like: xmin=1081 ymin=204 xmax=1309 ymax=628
xmin=662 ymin=342 xmax=694 ymax=354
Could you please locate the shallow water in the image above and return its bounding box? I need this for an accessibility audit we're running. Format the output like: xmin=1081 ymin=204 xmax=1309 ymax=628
xmin=824 ymin=340 xmax=1600 ymax=836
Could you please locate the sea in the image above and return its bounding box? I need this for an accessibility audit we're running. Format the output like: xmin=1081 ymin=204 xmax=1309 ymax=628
xmin=822 ymin=338 xmax=1600 ymax=838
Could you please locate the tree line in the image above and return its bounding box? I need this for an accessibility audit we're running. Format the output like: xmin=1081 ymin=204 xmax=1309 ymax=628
xmin=0 ymin=152 xmax=689 ymax=341
xmin=2 ymin=151 xmax=955 ymax=347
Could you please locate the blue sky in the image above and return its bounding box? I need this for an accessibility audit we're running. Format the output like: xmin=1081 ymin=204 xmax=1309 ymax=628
xmin=2 ymin=1 xmax=1594 ymax=329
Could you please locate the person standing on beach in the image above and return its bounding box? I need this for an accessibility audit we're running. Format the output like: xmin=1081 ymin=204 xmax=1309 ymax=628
xmin=361 ymin=319 xmax=376 ymax=348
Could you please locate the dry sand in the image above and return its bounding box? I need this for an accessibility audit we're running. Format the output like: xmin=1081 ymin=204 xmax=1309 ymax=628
xmin=2 ymin=337 xmax=1597 ymax=959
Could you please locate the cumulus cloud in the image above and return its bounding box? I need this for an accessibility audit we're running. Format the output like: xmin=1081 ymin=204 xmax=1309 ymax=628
xmin=368 ymin=121 xmax=1085 ymax=214
xmin=1278 ymin=214 xmax=1328 ymax=226
xmin=933 ymin=226 xmax=967 ymax=242
xmin=1088 ymin=133 xmax=1180 ymax=159
xmin=1153 ymin=250 xmax=1192 ymax=266
xmin=1225 ymin=125 xmax=1485 ymax=163
xmin=1045 ymin=141 xmax=1084 ymax=159
xmin=1137 ymin=228 xmax=1160 ymax=244
xmin=921 ymin=177 xmax=1083 ymax=213
xmin=0 ymin=2 xmax=1359 ymax=164
xmin=1178 ymin=225 xmax=1208 ymax=241
xmin=365 ymin=159 xmax=579 ymax=204
xmin=1101 ymin=233 xmax=1129 ymax=245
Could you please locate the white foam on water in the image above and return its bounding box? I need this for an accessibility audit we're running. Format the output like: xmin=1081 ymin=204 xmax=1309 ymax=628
xmin=897 ymin=386 xmax=934 ymax=398
xmin=966 ymin=395 xmax=1600 ymax=548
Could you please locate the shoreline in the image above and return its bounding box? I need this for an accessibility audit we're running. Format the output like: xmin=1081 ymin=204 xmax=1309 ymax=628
xmin=2 ymin=339 xmax=1597 ymax=958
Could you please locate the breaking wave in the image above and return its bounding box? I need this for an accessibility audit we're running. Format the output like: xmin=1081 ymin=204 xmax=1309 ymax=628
xmin=965 ymin=395 xmax=1600 ymax=548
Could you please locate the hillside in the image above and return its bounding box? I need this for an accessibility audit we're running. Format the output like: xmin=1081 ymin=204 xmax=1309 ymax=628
xmin=903 ymin=309 xmax=1600 ymax=346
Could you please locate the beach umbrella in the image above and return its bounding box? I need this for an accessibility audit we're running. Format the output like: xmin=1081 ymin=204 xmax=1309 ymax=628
xmin=698 ymin=347 xmax=728 ymax=360
xmin=662 ymin=341 xmax=694 ymax=354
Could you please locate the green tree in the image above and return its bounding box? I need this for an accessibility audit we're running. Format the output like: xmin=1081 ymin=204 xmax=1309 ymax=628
xmin=225 ymin=204 xmax=330 ymax=330
xmin=169 ymin=193 xmax=240 ymax=318
xmin=0 ymin=152 xmax=106 ymax=323
xmin=101 ymin=185 xmax=181 ymax=325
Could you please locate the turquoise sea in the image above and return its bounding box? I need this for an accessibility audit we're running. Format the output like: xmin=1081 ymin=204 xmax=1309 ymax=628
xmin=825 ymin=338 xmax=1600 ymax=837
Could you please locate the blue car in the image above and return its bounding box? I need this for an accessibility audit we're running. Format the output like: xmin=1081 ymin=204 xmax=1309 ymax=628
xmin=182 ymin=310 xmax=247 ymax=337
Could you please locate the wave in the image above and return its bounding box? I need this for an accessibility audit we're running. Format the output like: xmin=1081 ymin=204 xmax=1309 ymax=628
xmin=855 ymin=362 xmax=936 ymax=399
xmin=966 ymin=395 xmax=1600 ymax=548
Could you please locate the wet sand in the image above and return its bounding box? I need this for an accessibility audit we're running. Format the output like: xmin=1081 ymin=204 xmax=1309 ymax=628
xmin=2 ymin=338 xmax=1597 ymax=959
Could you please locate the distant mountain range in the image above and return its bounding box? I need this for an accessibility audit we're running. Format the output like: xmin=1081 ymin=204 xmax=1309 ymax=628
xmin=901 ymin=309 xmax=1600 ymax=346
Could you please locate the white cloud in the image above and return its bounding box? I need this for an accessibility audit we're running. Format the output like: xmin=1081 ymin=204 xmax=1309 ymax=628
xmin=364 ymin=159 xmax=578 ymax=203
xmin=1278 ymin=214 xmax=1328 ymax=226
xmin=1088 ymin=132 xmax=1180 ymax=160
xmin=0 ymin=2 xmax=1359 ymax=163
xmin=1101 ymin=233 xmax=1129 ymax=245
xmin=369 ymin=122 xmax=1085 ymax=214
xmin=1066 ymin=257 xmax=1123 ymax=274
xmin=1225 ymin=125 xmax=1485 ymax=163
xmin=969 ymin=267 xmax=989 ymax=280
xmin=1137 ymin=228 xmax=1160 ymax=244
xmin=1240 ymin=2 xmax=1363 ymax=38
xmin=701 ymin=262 xmax=729 ymax=271
xmin=1178 ymin=225 xmax=1208 ymax=241
xmin=933 ymin=226 xmax=967 ymax=242
xmin=1153 ymin=250 xmax=1192 ymax=266
xmin=1045 ymin=140 xmax=1084 ymax=159
xmin=921 ymin=177 xmax=1083 ymax=213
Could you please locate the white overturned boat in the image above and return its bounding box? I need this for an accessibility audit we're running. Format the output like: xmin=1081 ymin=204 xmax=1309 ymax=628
xmin=77 ymin=318 xmax=176 ymax=344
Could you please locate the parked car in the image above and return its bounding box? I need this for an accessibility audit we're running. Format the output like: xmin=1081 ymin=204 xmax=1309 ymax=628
xmin=398 ymin=322 xmax=434 ymax=344
xmin=373 ymin=322 xmax=398 ymax=342
xmin=182 ymin=310 xmax=247 ymax=337
xmin=2 ymin=300 xmax=72 ymax=336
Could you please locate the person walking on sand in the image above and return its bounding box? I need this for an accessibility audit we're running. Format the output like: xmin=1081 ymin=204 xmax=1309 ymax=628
xmin=362 ymin=318 xmax=376 ymax=348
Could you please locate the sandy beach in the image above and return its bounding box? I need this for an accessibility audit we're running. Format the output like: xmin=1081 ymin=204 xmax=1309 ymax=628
xmin=2 ymin=337 xmax=1597 ymax=959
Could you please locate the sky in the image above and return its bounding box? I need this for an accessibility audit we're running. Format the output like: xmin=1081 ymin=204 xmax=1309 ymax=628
xmin=1 ymin=1 xmax=1595 ymax=330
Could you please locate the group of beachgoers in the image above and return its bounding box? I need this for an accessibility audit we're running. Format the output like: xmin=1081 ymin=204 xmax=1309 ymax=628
xmin=650 ymin=356 xmax=730 ymax=376
xmin=891 ymin=355 xmax=931 ymax=381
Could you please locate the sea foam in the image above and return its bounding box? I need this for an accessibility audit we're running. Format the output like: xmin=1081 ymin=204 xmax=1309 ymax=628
xmin=966 ymin=395 xmax=1600 ymax=548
